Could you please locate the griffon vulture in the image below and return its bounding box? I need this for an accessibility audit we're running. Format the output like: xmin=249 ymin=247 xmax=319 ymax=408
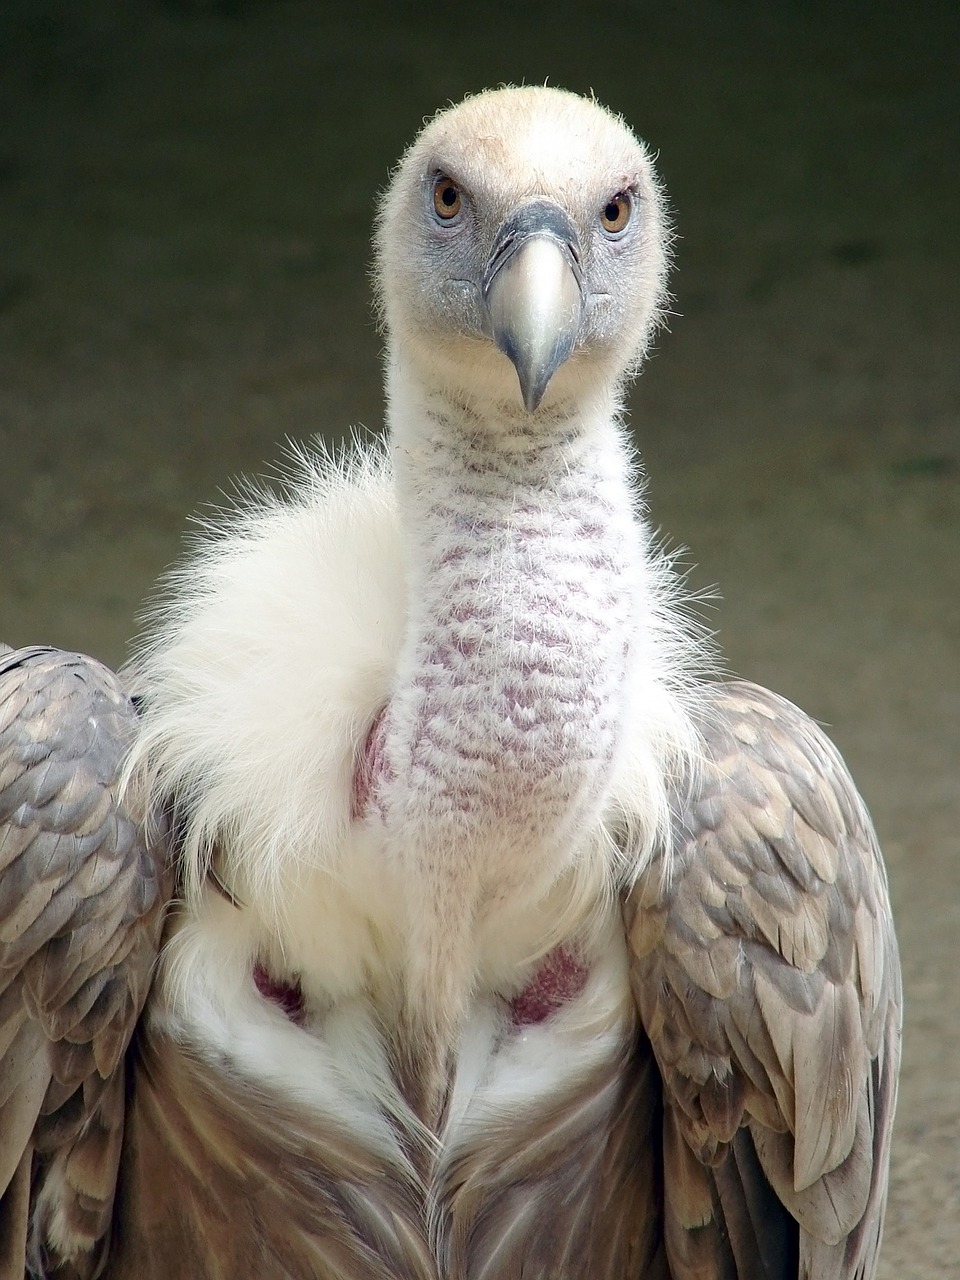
xmin=0 ymin=86 xmax=900 ymax=1279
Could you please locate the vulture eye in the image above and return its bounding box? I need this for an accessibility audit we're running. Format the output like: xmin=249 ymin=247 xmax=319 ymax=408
xmin=600 ymin=192 xmax=632 ymax=236
xmin=432 ymin=176 xmax=463 ymax=221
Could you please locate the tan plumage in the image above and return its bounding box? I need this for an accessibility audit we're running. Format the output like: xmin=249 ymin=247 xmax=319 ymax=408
xmin=0 ymin=87 xmax=899 ymax=1279
xmin=627 ymin=682 xmax=900 ymax=1278
xmin=0 ymin=646 xmax=167 ymax=1279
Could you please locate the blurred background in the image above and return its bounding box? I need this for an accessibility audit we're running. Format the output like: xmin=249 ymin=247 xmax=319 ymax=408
xmin=1 ymin=1 xmax=957 ymax=1271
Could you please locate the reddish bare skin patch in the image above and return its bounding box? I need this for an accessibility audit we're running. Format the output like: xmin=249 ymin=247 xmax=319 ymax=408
xmin=352 ymin=706 xmax=389 ymax=820
xmin=252 ymin=945 xmax=588 ymax=1032
xmin=253 ymin=962 xmax=305 ymax=1024
xmin=509 ymin=945 xmax=589 ymax=1026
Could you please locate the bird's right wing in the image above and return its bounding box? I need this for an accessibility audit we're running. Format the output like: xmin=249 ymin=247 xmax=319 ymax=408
xmin=624 ymin=680 xmax=901 ymax=1279
xmin=0 ymin=646 xmax=170 ymax=1279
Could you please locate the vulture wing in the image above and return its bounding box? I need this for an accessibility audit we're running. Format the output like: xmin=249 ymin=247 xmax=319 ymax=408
xmin=625 ymin=680 xmax=901 ymax=1280
xmin=0 ymin=646 xmax=169 ymax=1278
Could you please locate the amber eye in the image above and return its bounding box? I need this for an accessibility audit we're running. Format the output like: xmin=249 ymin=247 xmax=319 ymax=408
xmin=432 ymin=176 xmax=463 ymax=221
xmin=600 ymin=191 xmax=632 ymax=235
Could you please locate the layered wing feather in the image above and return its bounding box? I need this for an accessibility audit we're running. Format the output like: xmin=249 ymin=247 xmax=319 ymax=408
xmin=440 ymin=1031 xmax=668 ymax=1280
xmin=0 ymin=646 xmax=169 ymax=1278
xmin=624 ymin=680 xmax=901 ymax=1279
xmin=101 ymin=1031 xmax=437 ymax=1280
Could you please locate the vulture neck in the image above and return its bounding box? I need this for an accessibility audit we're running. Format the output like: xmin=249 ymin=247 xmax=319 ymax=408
xmin=378 ymin=359 xmax=641 ymax=1122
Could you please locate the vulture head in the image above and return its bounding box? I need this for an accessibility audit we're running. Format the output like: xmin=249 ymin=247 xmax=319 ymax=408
xmin=376 ymin=86 xmax=670 ymax=418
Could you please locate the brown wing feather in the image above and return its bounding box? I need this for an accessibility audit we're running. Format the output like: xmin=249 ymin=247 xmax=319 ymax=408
xmin=0 ymin=646 xmax=170 ymax=1279
xmin=440 ymin=1030 xmax=668 ymax=1279
xmin=103 ymin=1030 xmax=437 ymax=1280
xmin=624 ymin=680 xmax=901 ymax=1280
xmin=108 ymin=1023 xmax=667 ymax=1280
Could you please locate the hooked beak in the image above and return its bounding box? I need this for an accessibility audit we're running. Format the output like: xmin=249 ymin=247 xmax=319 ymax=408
xmin=482 ymin=200 xmax=584 ymax=412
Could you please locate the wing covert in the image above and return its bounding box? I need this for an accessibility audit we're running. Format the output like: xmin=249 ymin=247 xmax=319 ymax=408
xmin=623 ymin=680 xmax=901 ymax=1279
xmin=0 ymin=646 xmax=170 ymax=1278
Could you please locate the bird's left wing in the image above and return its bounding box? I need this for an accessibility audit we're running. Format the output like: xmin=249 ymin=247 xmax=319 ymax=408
xmin=623 ymin=680 xmax=901 ymax=1280
xmin=0 ymin=646 xmax=170 ymax=1279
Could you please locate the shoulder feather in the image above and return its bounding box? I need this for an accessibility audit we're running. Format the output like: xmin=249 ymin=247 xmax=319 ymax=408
xmin=624 ymin=679 xmax=901 ymax=1279
xmin=0 ymin=646 xmax=169 ymax=1276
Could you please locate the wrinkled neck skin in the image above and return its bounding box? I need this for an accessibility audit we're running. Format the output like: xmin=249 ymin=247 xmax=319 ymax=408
xmin=374 ymin=348 xmax=645 ymax=1117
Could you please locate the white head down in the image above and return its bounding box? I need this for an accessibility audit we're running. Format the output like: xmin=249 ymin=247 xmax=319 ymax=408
xmin=375 ymin=86 xmax=670 ymax=422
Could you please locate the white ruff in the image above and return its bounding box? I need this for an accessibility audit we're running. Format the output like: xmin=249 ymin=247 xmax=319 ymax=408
xmin=126 ymin=403 xmax=705 ymax=1126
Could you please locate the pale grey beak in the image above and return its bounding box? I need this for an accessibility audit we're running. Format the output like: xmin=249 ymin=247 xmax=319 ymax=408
xmin=482 ymin=200 xmax=584 ymax=412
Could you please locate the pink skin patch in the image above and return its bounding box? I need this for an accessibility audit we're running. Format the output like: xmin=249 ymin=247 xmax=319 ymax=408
xmin=253 ymin=962 xmax=305 ymax=1024
xmin=252 ymin=949 xmax=588 ymax=1031
xmin=352 ymin=706 xmax=389 ymax=820
xmin=508 ymin=945 xmax=589 ymax=1026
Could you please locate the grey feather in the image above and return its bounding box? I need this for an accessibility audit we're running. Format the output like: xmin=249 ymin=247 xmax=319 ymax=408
xmin=625 ymin=680 xmax=901 ymax=1279
xmin=0 ymin=648 xmax=170 ymax=1279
